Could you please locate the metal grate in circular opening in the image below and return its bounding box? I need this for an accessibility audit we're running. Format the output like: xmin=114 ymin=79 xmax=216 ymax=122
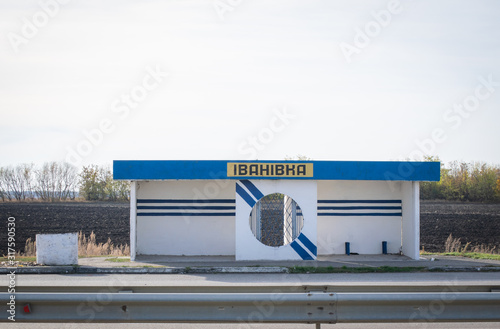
xmin=248 ymin=193 xmax=304 ymax=247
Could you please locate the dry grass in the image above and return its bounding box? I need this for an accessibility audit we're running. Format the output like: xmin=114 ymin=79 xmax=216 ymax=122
xmin=469 ymin=244 xmax=497 ymax=254
xmin=78 ymin=231 xmax=130 ymax=257
xmin=444 ymin=234 xmax=462 ymax=252
xmin=444 ymin=234 xmax=497 ymax=254
xmin=22 ymin=237 xmax=36 ymax=256
xmin=19 ymin=231 xmax=130 ymax=257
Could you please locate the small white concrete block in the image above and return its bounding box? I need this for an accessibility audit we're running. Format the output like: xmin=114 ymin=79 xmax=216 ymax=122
xmin=36 ymin=233 xmax=78 ymax=265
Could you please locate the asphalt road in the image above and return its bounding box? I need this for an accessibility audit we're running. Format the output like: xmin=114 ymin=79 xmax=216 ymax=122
xmin=11 ymin=272 xmax=500 ymax=288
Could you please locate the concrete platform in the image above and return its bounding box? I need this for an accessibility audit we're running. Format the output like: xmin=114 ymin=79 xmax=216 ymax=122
xmin=75 ymin=254 xmax=500 ymax=271
xmin=3 ymin=254 xmax=499 ymax=274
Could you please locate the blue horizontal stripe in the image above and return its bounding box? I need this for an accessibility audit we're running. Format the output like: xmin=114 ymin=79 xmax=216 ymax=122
xmin=138 ymin=199 xmax=235 ymax=204
xmin=318 ymin=200 xmax=401 ymax=204
xmin=138 ymin=212 xmax=236 ymax=217
xmin=138 ymin=206 xmax=235 ymax=210
xmin=318 ymin=206 xmax=401 ymax=210
xmin=113 ymin=160 xmax=440 ymax=181
xmin=318 ymin=213 xmax=402 ymax=217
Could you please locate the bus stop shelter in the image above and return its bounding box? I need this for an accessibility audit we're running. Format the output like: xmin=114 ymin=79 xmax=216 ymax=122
xmin=113 ymin=160 xmax=440 ymax=261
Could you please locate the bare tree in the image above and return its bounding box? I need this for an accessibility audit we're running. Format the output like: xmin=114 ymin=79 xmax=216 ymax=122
xmin=35 ymin=163 xmax=55 ymax=201
xmin=0 ymin=167 xmax=10 ymax=201
xmin=35 ymin=162 xmax=78 ymax=201
xmin=21 ymin=163 xmax=35 ymax=200
xmin=60 ymin=162 xmax=78 ymax=200
xmin=0 ymin=162 xmax=127 ymax=202
xmin=0 ymin=164 xmax=35 ymax=201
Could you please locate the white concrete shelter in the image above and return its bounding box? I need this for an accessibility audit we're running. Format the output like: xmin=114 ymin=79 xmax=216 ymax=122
xmin=113 ymin=160 xmax=440 ymax=261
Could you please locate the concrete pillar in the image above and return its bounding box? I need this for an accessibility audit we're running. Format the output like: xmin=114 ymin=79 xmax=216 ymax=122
xmin=402 ymin=181 xmax=420 ymax=260
xmin=130 ymin=181 xmax=137 ymax=261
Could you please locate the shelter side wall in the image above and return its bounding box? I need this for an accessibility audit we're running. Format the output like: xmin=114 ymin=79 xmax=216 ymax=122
xmin=317 ymin=180 xmax=407 ymax=255
xmin=402 ymin=181 xmax=420 ymax=259
xmin=135 ymin=180 xmax=236 ymax=256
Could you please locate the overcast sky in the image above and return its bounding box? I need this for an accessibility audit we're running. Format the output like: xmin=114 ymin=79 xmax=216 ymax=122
xmin=1 ymin=0 xmax=499 ymax=168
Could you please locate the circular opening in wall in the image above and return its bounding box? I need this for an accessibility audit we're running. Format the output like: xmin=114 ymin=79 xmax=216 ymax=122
xmin=248 ymin=193 xmax=304 ymax=247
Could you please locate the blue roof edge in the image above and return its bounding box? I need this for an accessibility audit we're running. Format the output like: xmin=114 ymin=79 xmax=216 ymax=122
xmin=113 ymin=160 xmax=440 ymax=182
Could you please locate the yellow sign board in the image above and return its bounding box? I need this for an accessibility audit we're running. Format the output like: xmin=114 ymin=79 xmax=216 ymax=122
xmin=227 ymin=163 xmax=313 ymax=178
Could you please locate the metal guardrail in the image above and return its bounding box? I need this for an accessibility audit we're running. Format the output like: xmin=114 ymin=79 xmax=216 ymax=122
xmin=2 ymin=291 xmax=500 ymax=324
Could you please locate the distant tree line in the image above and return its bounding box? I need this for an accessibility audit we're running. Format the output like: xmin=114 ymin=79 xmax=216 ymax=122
xmin=420 ymin=157 xmax=500 ymax=202
xmin=0 ymin=162 xmax=129 ymax=202
xmin=2 ymin=158 xmax=498 ymax=203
